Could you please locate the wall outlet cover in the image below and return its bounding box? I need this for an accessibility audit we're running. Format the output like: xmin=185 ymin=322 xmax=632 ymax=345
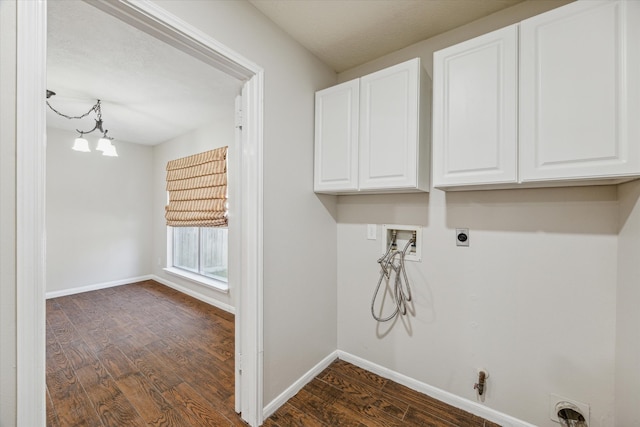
xmin=367 ymin=224 xmax=377 ymax=240
xmin=455 ymin=228 xmax=469 ymax=247
xmin=549 ymin=394 xmax=590 ymax=424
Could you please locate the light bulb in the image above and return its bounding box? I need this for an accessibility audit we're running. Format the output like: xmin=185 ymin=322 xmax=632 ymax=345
xmin=96 ymin=137 xmax=112 ymax=152
xmin=72 ymin=137 xmax=91 ymax=152
xmin=102 ymin=144 xmax=118 ymax=157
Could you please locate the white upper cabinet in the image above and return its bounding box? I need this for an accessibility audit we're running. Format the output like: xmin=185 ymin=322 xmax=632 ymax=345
xmin=432 ymin=25 xmax=518 ymax=187
xmin=432 ymin=0 xmax=640 ymax=190
xmin=359 ymin=59 xmax=429 ymax=191
xmin=314 ymin=58 xmax=430 ymax=194
xmin=314 ymin=80 xmax=359 ymax=193
xmin=520 ymin=0 xmax=640 ymax=182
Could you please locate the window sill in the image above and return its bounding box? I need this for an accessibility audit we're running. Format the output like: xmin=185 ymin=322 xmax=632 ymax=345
xmin=163 ymin=267 xmax=229 ymax=293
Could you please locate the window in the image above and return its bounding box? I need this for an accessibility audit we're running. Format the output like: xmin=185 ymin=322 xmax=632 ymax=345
xmin=172 ymin=227 xmax=228 ymax=283
xmin=165 ymin=147 xmax=229 ymax=290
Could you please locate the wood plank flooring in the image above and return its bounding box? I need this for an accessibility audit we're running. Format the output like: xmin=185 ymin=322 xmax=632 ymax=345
xmin=47 ymin=280 xmax=501 ymax=426
xmin=265 ymin=359 xmax=501 ymax=427
xmin=46 ymin=280 xmax=243 ymax=426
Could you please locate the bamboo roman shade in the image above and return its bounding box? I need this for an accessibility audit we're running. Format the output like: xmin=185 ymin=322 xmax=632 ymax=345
xmin=165 ymin=146 xmax=228 ymax=227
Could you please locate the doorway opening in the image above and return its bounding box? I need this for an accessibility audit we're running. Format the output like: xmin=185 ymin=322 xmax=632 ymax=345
xmin=16 ymin=1 xmax=264 ymax=426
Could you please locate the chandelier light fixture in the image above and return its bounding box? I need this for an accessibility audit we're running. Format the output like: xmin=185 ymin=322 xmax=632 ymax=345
xmin=46 ymin=90 xmax=118 ymax=157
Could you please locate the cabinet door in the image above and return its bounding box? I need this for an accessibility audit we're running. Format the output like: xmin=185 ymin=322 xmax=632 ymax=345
xmin=359 ymin=58 xmax=420 ymax=190
xmin=520 ymin=0 xmax=640 ymax=181
xmin=432 ymin=25 xmax=518 ymax=188
xmin=314 ymin=79 xmax=359 ymax=193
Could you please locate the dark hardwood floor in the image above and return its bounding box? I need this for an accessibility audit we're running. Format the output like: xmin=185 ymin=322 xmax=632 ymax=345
xmin=265 ymin=359 xmax=500 ymax=427
xmin=47 ymin=280 xmax=500 ymax=426
xmin=46 ymin=280 xmax=242 ymax=426
xmin=264 ymin=360 xmax=499 ymax=427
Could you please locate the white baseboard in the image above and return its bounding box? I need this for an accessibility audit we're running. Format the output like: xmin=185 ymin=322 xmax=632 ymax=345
xmin=151 ymin=274 xmax=235 ymax=314
xmin=337 ymin=351 xmax=536 ymax=427
xmin=46 ymin=274 xmax=235 ymax=315
xmin=45 ymin=275 xmax=153 ymax=299
xmin=263 ymin=350 xmax=339 ymax=419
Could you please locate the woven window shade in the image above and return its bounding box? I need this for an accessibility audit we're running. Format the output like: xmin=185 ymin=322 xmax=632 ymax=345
xmin=165 ymin=146 xmax=228 ymax=227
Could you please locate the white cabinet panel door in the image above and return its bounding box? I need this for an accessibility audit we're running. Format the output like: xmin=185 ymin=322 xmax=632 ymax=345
xmin=520 ymin=0 xmax=640 ymax=181
xmin=359 ymin=59 xmax=420 ymax=190
xmin=433 ymin=25 xmax=518 ymax=187
xmin=314 ymin=79 xmax=359 ymax=192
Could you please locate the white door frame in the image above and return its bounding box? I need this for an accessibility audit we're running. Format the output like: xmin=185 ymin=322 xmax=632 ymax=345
xmin=16 ymin=1 xmax=264 ymax=426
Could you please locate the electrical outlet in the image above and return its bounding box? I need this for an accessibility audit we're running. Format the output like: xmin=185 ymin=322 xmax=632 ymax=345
xmin=456 ymin=228 xmax=469 ymax=247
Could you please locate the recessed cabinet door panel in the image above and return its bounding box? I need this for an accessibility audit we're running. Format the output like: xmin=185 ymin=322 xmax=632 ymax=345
xmin=432 ymin=25 xmax=518 ymax=187
xmin=520 ymin=0 xmax=640 ymax=181
xmin=314 ymin=79 xmax=359 ymax=192
xmin=359 ymin=59 xmax=419 ymax=190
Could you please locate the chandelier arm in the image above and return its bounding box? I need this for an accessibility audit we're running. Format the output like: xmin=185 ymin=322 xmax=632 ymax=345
xmin=46 ymin=99 xmax=101 ymax=120
xmin=46 ymin=93 xmax=115 ymax=146
xmin=75 ymin=119 xmax=103 ymax=136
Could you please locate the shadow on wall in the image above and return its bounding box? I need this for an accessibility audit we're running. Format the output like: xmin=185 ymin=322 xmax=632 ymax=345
xmin=618 ymin=179 xmax=640 ymax=233
xmin=336 ymin=192 xmax=430 ymax=226
xmin=315 ymin=193 xmax=339 ymax=222
xmin=445 ymin=185 xmax=620 ymax=235
xmin=334 ymin=185 xmax=620 ymax=236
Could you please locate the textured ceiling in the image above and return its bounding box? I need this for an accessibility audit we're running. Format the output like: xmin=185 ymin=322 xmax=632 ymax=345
xmin=48 ymin=0 xmax=536 ymax=146
xmin=248 ymin=0 xmax=527 ymax=72
xmin=47 ymin=1 xmax=243 ymax=146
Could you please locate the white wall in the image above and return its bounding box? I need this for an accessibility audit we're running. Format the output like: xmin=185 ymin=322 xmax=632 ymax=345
xmin=152 ymin=120 xmax=236 ymax=308
xmin=151 ymin=0 xmax=338 ymax=406
xmin=46 ymin=128 xmax=153 ymax=294
xmin=338 ymin=188 xmax=618 ymax=426
xmin=336 ymin=1 xmax=618 ymax=426
xmin=0 ymin=1 xmax=17 ymax=424
xmin=615 ymin=179 xmax=640 ymax=426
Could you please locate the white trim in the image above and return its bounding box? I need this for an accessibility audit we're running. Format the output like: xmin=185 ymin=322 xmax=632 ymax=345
xmin=16 ymin=1 xmax=47 ymax=426
xmin=263 ymin=351 xmax=339 ymax=420
xmin=239 ymin=73 xmax=265 ymax=426
xmin=163 ymin=267 xmax=229 ymax=293
xmin=47 ymin=273 xmax=235 ymax=314
xmin=337 ymin=351 xmax=537 ymax=427
xmin=152 ymin=275 xmax=235 ymax=315
xmin=88 ymin=0 xmax=258 ymax=81
xmin=233 ymin=94 xmax=243 ymax=414
xmin=45 ymin=275 xmax=153 ymax=299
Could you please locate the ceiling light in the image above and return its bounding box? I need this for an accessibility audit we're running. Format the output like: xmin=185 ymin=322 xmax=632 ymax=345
xmin=72 ymin=136 xmax=90 ymax=152
xmin=46 ymin=90 xmax=118 ymax=156
xmin=102 ymin=144 xmax=118 ymax=157
xmin=96 ymin=136 xmax=112 ymax=152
